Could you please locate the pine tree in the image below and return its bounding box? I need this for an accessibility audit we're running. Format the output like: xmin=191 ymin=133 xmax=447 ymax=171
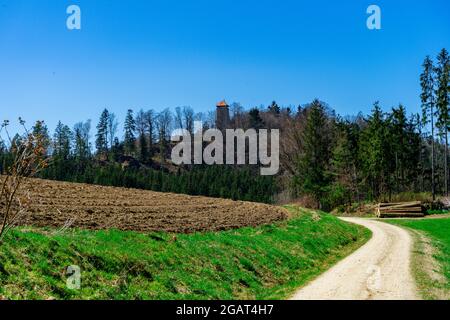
xmin=295 ymin=100 xmax=332 ymax=208
xmin=268 ymin=101 xmax=280 ymax=115
xmin=391 ymin=105 xmax=408 ymax=192
xmin=95 ymin=108 xmax=109 ymax=156
xmin=359 ymin=102 xmax=392 ymax=200
xmin=32 ymin=120 xmax=50 ymax=154
xmin=405 ymin=114 xmax=422 ymax=191
xmin=421 ymin=56 xmax=437 ymax=200
xmin=53 ymin=121 xmax=72 ymax=159
xmin=124 ymin=109 xmax=136 ymax=156
xmin=249 ymin=108 xmax=264 ymax=129
xmin=331 ymin=120 xmax=359 ymax=207
xmin=436 ymin=48 xmax=450 ymax=196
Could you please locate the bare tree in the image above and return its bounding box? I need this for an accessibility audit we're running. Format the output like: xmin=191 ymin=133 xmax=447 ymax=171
xmin=156 ymin=108 xmax=172 ymax=163
xmin=136 ymin=109 xmax=148 ymax=137
xmin=0 ymin=119 xmax=49 ymax=243
xmin=144 ymin=110 xmax=155 ymax=152
xmin=205 ymin=110 xmax=216 ymax=129
xmin=174 ymin=106 xmax=194 ymax=134
xmin=156 ymin=108 xmax=173 ymax=142
xmin=107 ymin=112 xmax=118 ymax=150
xmin=174 ymin=107 xmax=184 ymax=130
xmin=74 ymin=120 xmax=92 ymax=161
xmin=182 ymin=106 xmax=194 ymax=134
xmin=230 ymin=102 xmax=245 ymax=129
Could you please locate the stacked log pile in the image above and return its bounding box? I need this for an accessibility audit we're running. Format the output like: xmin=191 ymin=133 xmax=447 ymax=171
xmin=376 ymin=201 xmax=425 ymax=218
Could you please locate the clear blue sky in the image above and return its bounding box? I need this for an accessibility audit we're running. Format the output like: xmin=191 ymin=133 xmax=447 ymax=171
xmin=0 ymin=0 xmax=449 ymax=134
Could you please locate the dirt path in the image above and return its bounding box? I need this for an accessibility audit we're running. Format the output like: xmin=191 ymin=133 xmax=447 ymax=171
xmin=291 ymin=218 xmax=419 ymax=300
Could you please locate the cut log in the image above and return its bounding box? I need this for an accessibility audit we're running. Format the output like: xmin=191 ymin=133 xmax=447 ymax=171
xmin=379 ymin=208 xmax=423 ymax=212
xmin=378 ymin=212 xmax=425 ymax=218
xmin=376 ymin=201 xmax=424 ymax=218
xmin=379 ymin=201 xmax=421 ymax=208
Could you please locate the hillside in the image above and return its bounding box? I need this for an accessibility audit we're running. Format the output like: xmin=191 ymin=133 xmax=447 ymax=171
xmin=0 ymin=207 xmax=370 ymax=300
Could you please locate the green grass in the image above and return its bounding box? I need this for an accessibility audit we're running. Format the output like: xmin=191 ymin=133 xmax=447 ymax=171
xmin=0 ymin=206 xmax=370 ymax=300
xmin=426 ymin=209 xmax=450 ymax=215
xmin=386 ymin=218 xmax=450 ymax=299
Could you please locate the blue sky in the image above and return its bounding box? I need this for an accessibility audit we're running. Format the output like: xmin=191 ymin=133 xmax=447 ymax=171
xmin=0 ymin=0 xmax=449 ymax=134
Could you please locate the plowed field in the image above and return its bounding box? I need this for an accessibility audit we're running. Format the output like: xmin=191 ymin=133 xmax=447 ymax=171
xmin=5 ymin=178 xmax=288 ymax=233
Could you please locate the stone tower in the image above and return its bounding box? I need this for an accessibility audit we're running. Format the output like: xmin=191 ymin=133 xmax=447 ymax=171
xmin=216 ymin=100 xmax=230 ymax=131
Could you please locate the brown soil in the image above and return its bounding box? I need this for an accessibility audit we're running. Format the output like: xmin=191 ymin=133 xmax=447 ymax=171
xmin=5 ymin=178 xmax=288 ymax=233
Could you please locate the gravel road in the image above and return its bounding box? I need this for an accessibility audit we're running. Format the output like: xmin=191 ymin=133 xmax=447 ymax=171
xmin=291 ymin=218 xmax=419 ymax=300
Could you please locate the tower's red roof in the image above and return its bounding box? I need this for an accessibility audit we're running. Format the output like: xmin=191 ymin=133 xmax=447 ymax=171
xmin=216 ymin=100 xmax=229 ymax=107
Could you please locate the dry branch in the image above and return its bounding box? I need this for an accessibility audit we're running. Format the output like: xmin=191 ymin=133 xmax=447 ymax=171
xmin=0 ymin=120 xmax=49 ymax=242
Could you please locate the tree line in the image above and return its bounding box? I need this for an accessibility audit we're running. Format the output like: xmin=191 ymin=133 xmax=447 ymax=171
xmin=0 ymin=48 xmax=448 ymax=209
xmin=0 ymin=107 xmax=277 ymax=204
xmin=283 ymin=48 xmax=449 ymax=209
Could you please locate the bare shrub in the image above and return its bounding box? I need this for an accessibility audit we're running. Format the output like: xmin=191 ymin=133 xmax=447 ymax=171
xmin=0 ymin=119 xmax=49 ymax=242
xmin=291 ymin=194 xmax=320 ymax=210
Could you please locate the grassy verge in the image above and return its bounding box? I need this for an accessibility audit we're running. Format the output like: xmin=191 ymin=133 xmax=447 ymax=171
xmin=0 ymin=206 xmax=370 ymax=300
xmin=386 ymin=218 xmax=450 ymax=300
xmin=426 ymin=210 xmax=450 ymax=215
